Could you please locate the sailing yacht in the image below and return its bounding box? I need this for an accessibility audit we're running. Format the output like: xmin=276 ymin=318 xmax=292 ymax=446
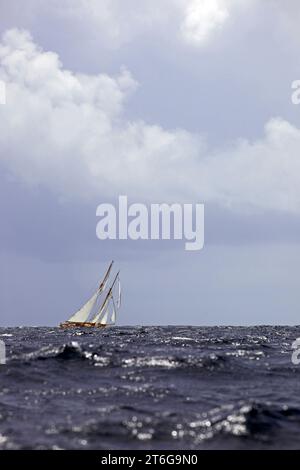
xmin=59 ymin=261 xmax=121 ymax=328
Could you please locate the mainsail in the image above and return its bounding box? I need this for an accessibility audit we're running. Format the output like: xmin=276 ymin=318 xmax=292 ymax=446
xmin=66 ymin=261 xmax=114 ymax=323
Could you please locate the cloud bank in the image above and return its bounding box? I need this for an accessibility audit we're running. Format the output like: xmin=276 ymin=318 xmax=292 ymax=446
xmin=0 ymin=0 xmax=258 ymax=49
xmin=0 ymin=28 xmax=299 ymax=213
xmin=58 ymin=0 xmax=244 ymax=47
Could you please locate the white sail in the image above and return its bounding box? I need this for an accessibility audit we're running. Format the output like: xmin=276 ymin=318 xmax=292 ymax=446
xmin=92 ymin=294 xmax=111 ymax=324
xmin=111 ymin=304 xmax=116 ymax=324
xmin=67 ymin=290 xmax=99 ymax=323
xmin=100 ymin=310 xmax=109 ymax=325
xmin=96 ymin=300 xmax=117 ymax=325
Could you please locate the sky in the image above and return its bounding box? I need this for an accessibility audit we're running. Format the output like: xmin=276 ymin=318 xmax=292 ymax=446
xmin=0 ymin=0 xmax=300 ymax=326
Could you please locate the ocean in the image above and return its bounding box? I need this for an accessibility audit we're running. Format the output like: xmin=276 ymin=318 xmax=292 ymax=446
xmin=0 ymin=325 xmax=300 ymax=450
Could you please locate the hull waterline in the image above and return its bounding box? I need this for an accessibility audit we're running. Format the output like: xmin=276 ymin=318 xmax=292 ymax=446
xmin=59 ymin=322 xmax=107 ymax=329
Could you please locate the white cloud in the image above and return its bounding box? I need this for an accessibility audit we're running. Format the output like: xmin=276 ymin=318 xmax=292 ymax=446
xmin=181 ymin=0 xmax=230 ymax=45
xmin=1 ymin=29 xmax=300 ymax=213
xmin=198 ymin=118 xmax=300 ymax=213
xmin=180 ymin=0 xmax=259 ymax=46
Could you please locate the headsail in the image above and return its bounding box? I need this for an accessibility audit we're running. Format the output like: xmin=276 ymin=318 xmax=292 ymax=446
xmin=66 ymin=261 xmax=113 ymax=323
xmin=67 ymin=290 xmax=99 ymax=323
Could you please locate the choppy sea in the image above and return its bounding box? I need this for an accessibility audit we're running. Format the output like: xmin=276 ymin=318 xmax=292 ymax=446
xmin=1 ymin=326 xmax=300 ymax=450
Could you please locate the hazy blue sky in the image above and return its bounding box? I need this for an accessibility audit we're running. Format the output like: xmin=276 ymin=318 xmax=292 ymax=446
xmin=0 ymin=0 xmax=300 ymax=326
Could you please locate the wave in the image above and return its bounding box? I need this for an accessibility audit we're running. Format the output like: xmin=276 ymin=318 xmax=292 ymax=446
xmin=187 ymin=401 xmax=300 ymax=446
xmin=10 ymin=342 xmax=94 ymax=363
xmin=21 ymin=400 xmax=300 ymax=449
xmin=9 ymin=341 xmax=232 ymax=370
